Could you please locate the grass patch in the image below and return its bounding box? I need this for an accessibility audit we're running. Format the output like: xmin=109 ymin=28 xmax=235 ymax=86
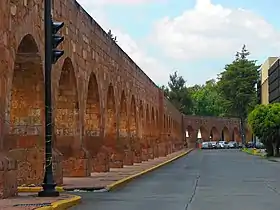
xmin=241 ymin=148 xmax=266 ymax=157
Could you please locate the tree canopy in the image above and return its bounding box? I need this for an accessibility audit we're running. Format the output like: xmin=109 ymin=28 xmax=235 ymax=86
xmin=217 ymin=45 xmax=260 ymax=119
xmin=188 ymin=79 xmax=226 ymax=117
xmin=248 ymin=103 xmax=280 ymax=156
xmin=160 ymin=45 xmax=260 ymax=142
xmin=160 ymin=71 xmax=193 ymax=114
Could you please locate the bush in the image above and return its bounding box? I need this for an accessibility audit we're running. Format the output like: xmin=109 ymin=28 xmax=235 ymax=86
xmin=248 ymin=103 xmax=280 ymax=157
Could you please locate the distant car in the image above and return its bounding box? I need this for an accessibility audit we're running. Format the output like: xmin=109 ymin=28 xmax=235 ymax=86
xmin=201 ymin=142 xmax=211 ymax=149
xmin=209 ymin=141 xmax=218 ymax=149
xmin=228 ymin=141 xmax=237 ymax=149
xmin=218 ymin=141 xmax=229 ymax=149
xmin=237 ymin=142 xmax=243 ymax=148
xmin=255 ymin=142 xmax=265 ymax=149
xmin=246 ymin=142 xmax=254 ymax=148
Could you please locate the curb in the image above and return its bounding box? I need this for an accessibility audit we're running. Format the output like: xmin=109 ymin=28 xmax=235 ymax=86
xmin=18 ymin=186 xmax=65 ymax=193
xmin=105 ymin=149 xmax=193 ymax=191
xmin=36 ymin=194 xmax=81 ymax=210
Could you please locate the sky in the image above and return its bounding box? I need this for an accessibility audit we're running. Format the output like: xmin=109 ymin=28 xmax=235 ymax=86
xmin=76 ymin=0 xmax=280 ymax=86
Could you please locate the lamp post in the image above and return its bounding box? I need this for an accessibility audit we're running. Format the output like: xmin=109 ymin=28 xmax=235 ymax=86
xmin=39 ymin=0 xmax=64 ymax=197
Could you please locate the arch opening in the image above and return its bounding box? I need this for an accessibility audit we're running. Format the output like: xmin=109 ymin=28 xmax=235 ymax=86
xmin=156 ymin=110 xmax=159 ymax=132
xmin=8 ymin=34 xmax=43 ymax=147
xmin=145 ymin=105 xmax=150 ymax=143
xmin=221 ymin=127 xmax=230 ymax=142
xmin=7 ymin=34 xmax=45 ymax=186
xmin=119 ymin=91 xmax=128 ymax=139
xmin=210 ymin=127 xmax=219 ymax=141
xmin=105 ymin=84 xmax=117 ymax=147
xmin=151 ymin=107 xmax=155 ymax=137
xmin=129 ymin=96 xmax=137 ymax=138
xmin=55 ymin=58 xmax=79 ymax=136
xmin=84 ymin=72 xmax=101 ymax=156
xmin=232 ymin=127 xmax=240 ymax=142
xmin=54 ymin=58 xmax=79 ymax=158
xmin=139 ymin=101 xmax=144 ymax=138
xmin=198 ymin=126 xmax=208 ymax=141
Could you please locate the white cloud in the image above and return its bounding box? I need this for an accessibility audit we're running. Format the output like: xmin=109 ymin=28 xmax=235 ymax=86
xmin=152 ymin=0 xmax=280 ymax=61
xmin=77 ymin=0 xmax=171 ymax=85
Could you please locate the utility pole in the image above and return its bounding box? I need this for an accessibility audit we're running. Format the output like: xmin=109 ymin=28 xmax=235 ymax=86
xmin=39 ymin=0 xmax=64 ymax=197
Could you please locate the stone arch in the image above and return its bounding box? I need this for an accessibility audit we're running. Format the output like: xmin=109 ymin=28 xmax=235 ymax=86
xmin=186 ymin=125 xmax=194 ymax=138
xmin=119 ymin=91 xmax=128 ymax=139
xmin=54 ymin=57 xmax=79 ymax=157
xmin=139 ymin=101 xmax=144 ymax=138
xmin=129 ymin=95 xmax=137 ymax=138
xmin=104 ymin=84 xmax=117 ymax=147
xmin=221 ymin=127 xmax=230 ymax=142
xmin=198 ymin=126 xmax=208 ymax=141
xmin=156 ymin=109 xmax=159 ymax=131
xmin=232 ymin=127 xmax=240 ymax=142
xmin=163 ymin=114 xmax=166 ymax=129
xmin=84 ymin=72 xmax=101 ymax=157
xmin=7 ymin=34 xmax=44 ymax=149
xmin=210 ymin=127 xmax=219 ymax=141
xmin=151 ymin=107 xmax=155 ymax=136
xmin=5 ymin=34 xmax=44 ymax=185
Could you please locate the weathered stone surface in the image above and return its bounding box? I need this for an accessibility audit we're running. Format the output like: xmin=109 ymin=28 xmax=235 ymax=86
xmin=8 ymin=148 xmax=62 ymax=186
xmin=0 ymin=153 xmax=17 ymax=198
xmin=0 ymin=0 xmax=245 ymax=198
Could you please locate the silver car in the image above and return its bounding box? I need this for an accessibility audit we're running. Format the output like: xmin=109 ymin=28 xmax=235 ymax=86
xmin=201 ymin=142 xmax=211 ymax=149
xmin=218 ymin=141 xmax=229 ymax=149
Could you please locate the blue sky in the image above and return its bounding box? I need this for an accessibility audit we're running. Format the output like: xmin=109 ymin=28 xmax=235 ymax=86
xmin=78 ymin=0 xmax=280 ymax=86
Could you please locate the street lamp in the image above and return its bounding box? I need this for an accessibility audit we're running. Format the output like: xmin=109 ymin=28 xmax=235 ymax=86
xmin=39 ymin=0 xmax=64 ymax=197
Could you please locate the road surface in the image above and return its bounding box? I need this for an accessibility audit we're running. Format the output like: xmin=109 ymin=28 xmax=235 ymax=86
xmin=71 ymin=149 xmax=280 ymax=210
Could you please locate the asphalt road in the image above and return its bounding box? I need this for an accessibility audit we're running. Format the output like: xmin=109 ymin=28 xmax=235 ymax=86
xmin=71 ymin=149 xmax=280 ymax=210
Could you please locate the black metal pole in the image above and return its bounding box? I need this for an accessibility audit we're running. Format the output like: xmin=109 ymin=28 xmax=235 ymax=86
xmin=38 ymin=0 xmax=59 ymax=197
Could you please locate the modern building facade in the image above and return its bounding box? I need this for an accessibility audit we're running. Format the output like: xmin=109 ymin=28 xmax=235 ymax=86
xmin=260 ymin=57 xmax=278 ymax=104
xmin=268 ymin=58 xmax=280 ymax=103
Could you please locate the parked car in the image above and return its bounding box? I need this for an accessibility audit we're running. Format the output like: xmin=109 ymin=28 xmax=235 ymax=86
xmin=237 ymin=142 xmax=243 ymax=148
xmin=218 ymin=141 xmax=229 ymax=149
xmin=201 ymin=142 xmax=211 ymax=149
xmin=228 ymin=141 xmax=237 ymax=149
xmin=246 ymin=142 xmax=254 ymax=148
xmin=209 ymin=141 xmax=218 ymax=149
xmin=255 ymin=142 xmax=265 ymax=149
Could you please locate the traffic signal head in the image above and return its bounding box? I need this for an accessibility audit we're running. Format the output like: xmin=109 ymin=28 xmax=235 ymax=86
xmin=52 ymin=22 xmax=64 ymax=34
xmin=51 ymin=21 xmax=64 ymax=64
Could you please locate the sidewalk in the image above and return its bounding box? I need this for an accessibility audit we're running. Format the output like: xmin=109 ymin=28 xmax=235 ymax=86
xmin=63 ymin=149 xmax=192 ymax=190
xmin=1 ymin=148 xmax=191 ymax=209
xmin=0 ymin=193 xmax=80 ymax=210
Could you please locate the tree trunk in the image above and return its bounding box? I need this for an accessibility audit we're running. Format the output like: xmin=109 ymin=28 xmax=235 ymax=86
xmin=266 ymin=142 xmax=273 ymax=157
xmin=272 ymin=142 xmax=278 ymax=157
xmin=240 ymin=117 xmax=246 ymax=145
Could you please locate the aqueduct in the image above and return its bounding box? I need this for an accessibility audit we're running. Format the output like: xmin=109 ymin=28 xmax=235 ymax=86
xmin=0 ymin=0 xmax=247 ymax=198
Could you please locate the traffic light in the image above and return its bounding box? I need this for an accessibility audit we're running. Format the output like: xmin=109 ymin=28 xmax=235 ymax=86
xmin=51 ymin=21 xmax=64 ymax=64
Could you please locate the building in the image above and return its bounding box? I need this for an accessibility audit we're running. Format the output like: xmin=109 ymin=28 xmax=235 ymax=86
xmin=268 ymin=58 xmax=280 ymax=103
xmin=260 ymin=57 xmax=278 ymax=104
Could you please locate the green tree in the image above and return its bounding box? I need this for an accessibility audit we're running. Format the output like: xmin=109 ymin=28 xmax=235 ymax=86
xmin=159 ymin=85 xmax=169 ymax=98
xmin=108 ymin=29 xmax=117 ymax=42
xmin=163 ymin=71 xmax=193 ymax=114
xmin=188 ymin=79 xmax=226 ymax=116
xmin=217 ymin=45 xmax=260 ymax=143
xmin=248 ymin=103 xmax=280 ymax=157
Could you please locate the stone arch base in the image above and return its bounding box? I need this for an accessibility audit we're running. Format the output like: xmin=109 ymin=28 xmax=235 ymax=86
xmin=8 ymin=148 xmax=63 ymax=186
xmin=0 ymin=153 xmax=17 ymax=198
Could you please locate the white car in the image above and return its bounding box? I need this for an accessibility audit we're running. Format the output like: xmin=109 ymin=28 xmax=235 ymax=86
xmin=218 ymin=141 xmax=229 ymax=149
